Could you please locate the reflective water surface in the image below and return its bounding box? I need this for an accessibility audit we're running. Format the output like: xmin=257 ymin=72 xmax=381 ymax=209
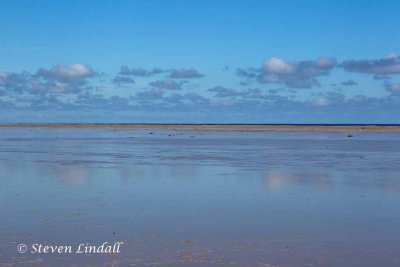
xmin=0 ymin=128 xmax=400 ymax=266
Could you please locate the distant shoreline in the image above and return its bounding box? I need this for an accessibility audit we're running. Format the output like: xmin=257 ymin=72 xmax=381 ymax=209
xmin=1 ymin=124 xmax=400 ymax=130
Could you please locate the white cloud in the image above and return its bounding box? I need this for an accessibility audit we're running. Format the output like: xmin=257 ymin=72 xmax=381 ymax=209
xmin=260 ymin=56 xmax=336 ymax=88
xmin=263 ymin=57 xmax=295 ymax=75
xmin=385 ymin=81 xmax=400 ymax=93
xmin=341 ymin=53 xmax=400 ymax=75
xmin=311 ymin=97 xmax=330 ymax=106
xmin=37 ymin=63 xmax=94 ymax=81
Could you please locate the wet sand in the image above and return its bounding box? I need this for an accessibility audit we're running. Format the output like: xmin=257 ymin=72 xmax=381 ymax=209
xmin=1 ymin=128 xmax=400 ymax=266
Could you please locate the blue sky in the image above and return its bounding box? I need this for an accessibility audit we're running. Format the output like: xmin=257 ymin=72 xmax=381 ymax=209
xmin=0 ymin=0 xmax=400 ymax=123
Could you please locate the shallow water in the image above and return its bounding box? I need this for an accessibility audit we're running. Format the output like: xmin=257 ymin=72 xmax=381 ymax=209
xmin=0 ymin=128 xmax=400 ymax=266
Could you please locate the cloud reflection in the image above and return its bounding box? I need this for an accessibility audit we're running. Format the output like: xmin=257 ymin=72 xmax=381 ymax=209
xmin=55 ymin=165 xmax=90 ymax=184
xmin=263 ymin=170 xmax=334 ymax=191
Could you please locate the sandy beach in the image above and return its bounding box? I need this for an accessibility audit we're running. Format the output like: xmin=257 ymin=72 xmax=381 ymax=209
xmin=1 ymin=127 xmax=400 ymax=266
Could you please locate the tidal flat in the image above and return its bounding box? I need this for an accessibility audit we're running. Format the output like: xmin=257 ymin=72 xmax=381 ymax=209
xmin=0 ymin=127 xmax=400 ymax=266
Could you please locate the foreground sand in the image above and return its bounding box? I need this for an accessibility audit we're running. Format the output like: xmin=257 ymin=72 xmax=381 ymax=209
xmin=1 ymin=127 xmax=400 ymax=266
xmin=1 ymin=123 xmax=400 ymax=130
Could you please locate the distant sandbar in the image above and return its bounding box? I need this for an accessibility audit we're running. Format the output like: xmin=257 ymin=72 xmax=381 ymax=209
xmin=0 ymin=124 xmax=400 ymax=130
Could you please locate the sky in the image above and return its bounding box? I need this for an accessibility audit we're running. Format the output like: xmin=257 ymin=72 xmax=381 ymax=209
xmin=0 ymin=0 xmax=400 ymax=123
